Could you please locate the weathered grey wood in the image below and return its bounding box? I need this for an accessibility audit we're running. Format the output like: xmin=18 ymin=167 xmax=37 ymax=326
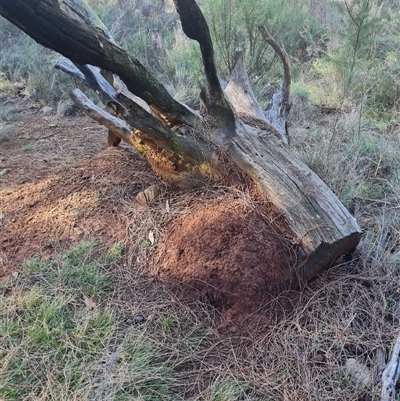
xmin=55 ymin=57 xmax=152 ymax=114
xmin=112 ymin=76 xmax=153 ymax=115
xmin=70 ymin=89 xmax=173 ymax=145
xmin=55 ymin=56 xmax=87 ymax=83
xmin=225 ymin=51 xmax=266 ymax=120
xmin=70 ymin=89 xmax=132 ymax=141
xmin=223 ymin=50 xmax=289 ymax=145
xmin=0 ymin=0 xmax=363 ymax=284
xmin=259 ymin=26 xmax=291 ymax=144
xmin=224 ymin=39 xmax=290 ymax=145
xmin=229 ymin=122 xmax=361 ymax=284
xmin=381 ymin=331 xmax=400 ymax=401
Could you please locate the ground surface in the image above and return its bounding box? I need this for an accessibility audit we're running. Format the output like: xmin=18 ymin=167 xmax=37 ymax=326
xmin=0 ymin=98 xmax=297 ymax=327
xmin=1 ymin=98 xmax=398 ymax=400
xmin=152 ymin=201 xmax=297 ymax=327
xmin=0 ymin=103 xmax=155 ymax=277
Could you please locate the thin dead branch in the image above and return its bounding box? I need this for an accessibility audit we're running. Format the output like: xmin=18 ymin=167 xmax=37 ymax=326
xmin=381 ymin=331 xmax=400 ymax=401
xmin=258 ymin=25 xmax=291 ymax=108
xmin=258 ymin=25 xmax=291 ymax=144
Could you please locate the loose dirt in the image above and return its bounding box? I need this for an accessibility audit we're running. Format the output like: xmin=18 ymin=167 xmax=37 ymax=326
xmin=152 ymin=201 xmax=297 ymax=329
xmin=1 ymin=99 xmax=298 ymax=327
xmin=0 ymin=101 xmax=156 ymax=278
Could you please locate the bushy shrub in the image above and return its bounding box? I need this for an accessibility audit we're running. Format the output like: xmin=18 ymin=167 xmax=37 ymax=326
xmin=306 ymin=0 xmax=400 ymax=117
xmin=201 ymin=0 xmax=325 ymax=81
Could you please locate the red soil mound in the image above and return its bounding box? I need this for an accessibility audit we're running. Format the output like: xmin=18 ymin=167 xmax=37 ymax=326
xmin=152 ymin=201 xmax=298 ymax=328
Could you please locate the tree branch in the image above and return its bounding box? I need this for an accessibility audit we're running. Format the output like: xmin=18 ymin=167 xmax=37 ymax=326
xmin=55 ymin=56 xmax=87 ymax=83
xmin=70 ymin=89 xmax=133 ymax=143
xmin=173 ymin=0 xmax=235 ymax=135
xmin=259 ymin=26 xmax=291 ymax=107
xmin=259 ymin=25 xmax=291 ymax=144
xmin=55 ymin=56 xmax=153 ymax=115
xmin=0 ymin=0 xmax=197 ymax=126
xmin=381 ymin=331 xmax=400 ymax=401
xmin=56 ymin=57 xmax=127 ymax=118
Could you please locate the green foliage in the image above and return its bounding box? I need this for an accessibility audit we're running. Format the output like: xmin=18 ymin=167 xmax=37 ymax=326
xmin=0 ymin=242 xmax=115 ymax=400
xmin=208 ymin=380 xmax=252 ymax=401
xmin=161 ymin=315 xmax=178 ymax=333
xmin=115 ymin=341 xmax=172 ymax=400
xmin=21 ymin=241 xmax=112 ymax=298
xmin=0 ymin=18 xmax=74 ymax=105
xmin=291 ymin=81 xmax=311 ymax=104
xmin=308 ymin=0 xmax=400 ymax=116
xmin=201 ymin=0 xmax=323 ymax=80
xmin=106 ymin=242 xmax=125 ymax=261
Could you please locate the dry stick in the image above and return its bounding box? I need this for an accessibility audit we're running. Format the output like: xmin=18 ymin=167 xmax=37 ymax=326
xmin=258 ymin=25 xmax=291 ymax=144
xmin=376 ymin=348 xmax=387 ymax=375
xmin=381 ymin=331 xmax=400 ymax=401
xmin=371 ymin=197 xmax=388 ymax=272
xmin=258 ymin=26 xmax=291 ymax=108
xmin=91 ymin=345 xmax=123 ymax=401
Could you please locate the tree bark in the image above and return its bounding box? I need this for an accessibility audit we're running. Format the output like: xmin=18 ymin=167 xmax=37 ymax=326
xmin=0 ymin=0 xmax=362 ymax=286
xmin=61 ymin=0 xmax=113 ymax=41
xmin=0 ymin=0 xmax=197 ymax=126
xmin=381 ymin=331 xmax=400 ymax=401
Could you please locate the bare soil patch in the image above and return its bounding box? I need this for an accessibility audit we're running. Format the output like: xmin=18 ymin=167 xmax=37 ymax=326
xmin=1 ymin=99 xmax=299 ymax=327
xmin=0 ymin=102 xmax=156 ymax=279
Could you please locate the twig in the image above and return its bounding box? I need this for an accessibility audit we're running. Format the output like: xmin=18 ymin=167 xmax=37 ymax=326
xmin=40 ymin=131 xmax=60 ymax=140
xmin=381 ymin=331 xmax=400 ymax=401
xmin=377 ymin=348 xmax=387 ymax=374
xmin=258 ymin=25 xmax=291 ymax=144
xmin=91 ymin=344 xmax=123 ymax=401
xmin=374 ymin=154 xmax=383 ymax=177
xmin=371 ymin=197 xmax=388 ymax=271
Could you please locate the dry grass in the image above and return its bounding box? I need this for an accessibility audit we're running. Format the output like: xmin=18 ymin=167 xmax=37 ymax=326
xmin=1 ymin=0 xmax=399 ymax=398
xmin=102 ymin=176 xmax=399 ymax=400
xmin=1 ymin=160 xmax=399 ymax=400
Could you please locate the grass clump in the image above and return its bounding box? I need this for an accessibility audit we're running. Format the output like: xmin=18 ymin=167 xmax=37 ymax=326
xmin=0 ymin=241 xmax=179 ymax=401
xmin=0 ymin=242 xmax=115 ymax=400
xmin=0 ymin=241 xmax=218 ymax=401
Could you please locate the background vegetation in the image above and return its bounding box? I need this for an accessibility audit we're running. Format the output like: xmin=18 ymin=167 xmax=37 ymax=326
xmin=0 ymin=0 xmax=399 ymax=400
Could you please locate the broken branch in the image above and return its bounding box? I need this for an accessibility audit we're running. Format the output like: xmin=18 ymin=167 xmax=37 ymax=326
xmin=381 ymin=331 xmax=400 ymax=401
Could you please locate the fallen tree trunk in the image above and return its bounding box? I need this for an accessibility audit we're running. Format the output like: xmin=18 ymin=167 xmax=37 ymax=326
xmin=65 ymin=59 xmax=361 ymax=286
xmin=0 ymin=0 xmax=362 ymax=288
